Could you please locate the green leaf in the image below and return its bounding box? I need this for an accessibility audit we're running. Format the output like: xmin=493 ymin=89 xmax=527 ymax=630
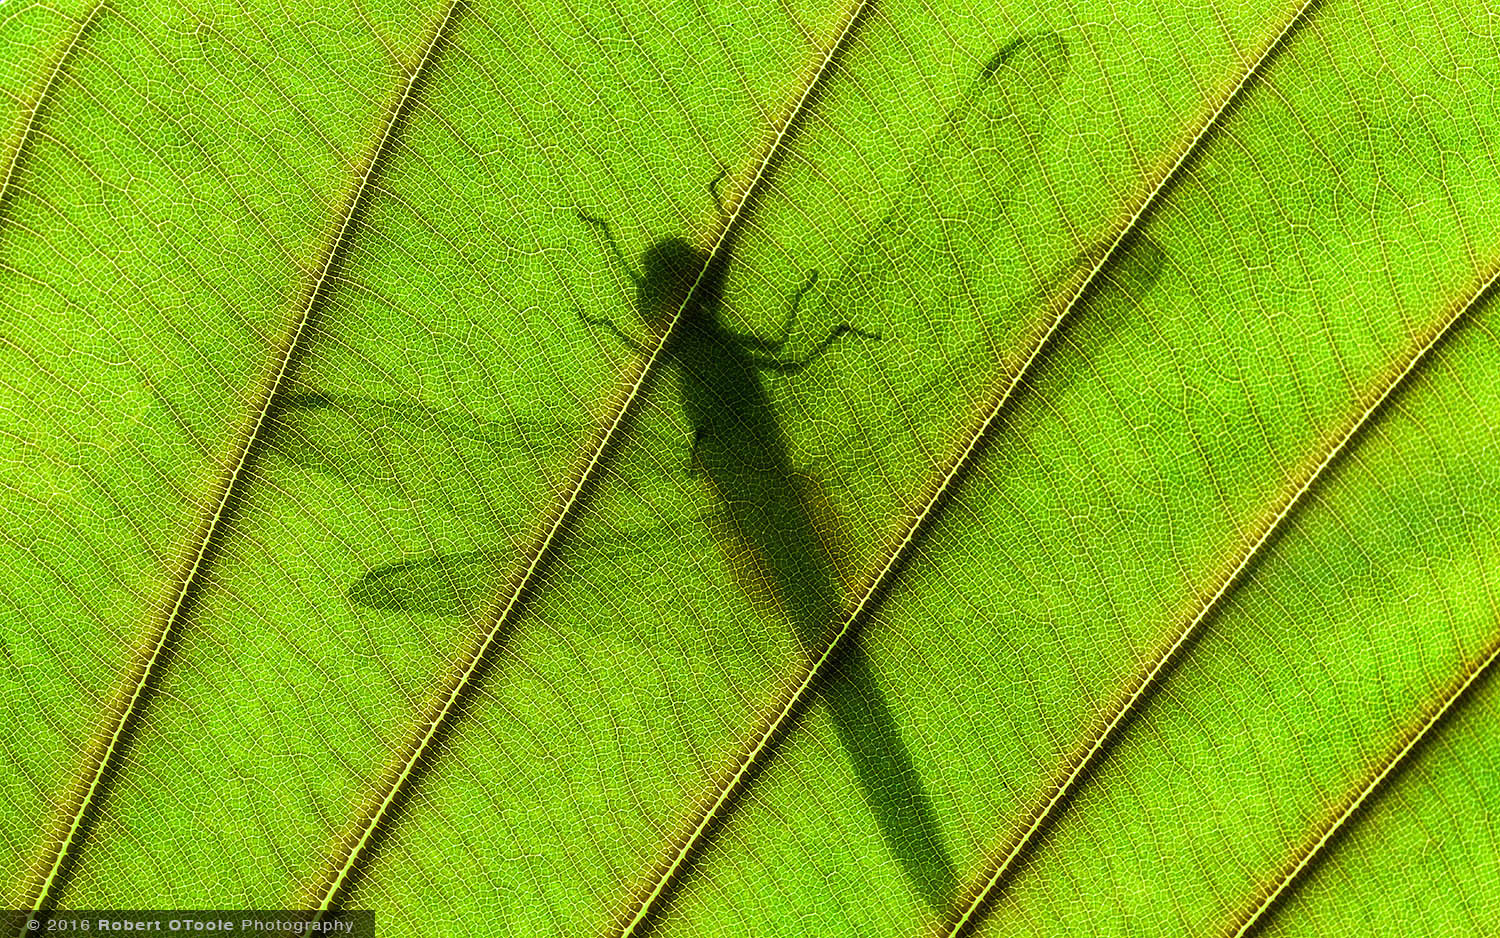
xmin=3 ymin=0 xmax=1498 ymax=935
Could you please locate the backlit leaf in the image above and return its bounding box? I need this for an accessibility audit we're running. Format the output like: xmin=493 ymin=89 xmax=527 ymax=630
xmin=2 ymin=0 xmax=1497 ymax=935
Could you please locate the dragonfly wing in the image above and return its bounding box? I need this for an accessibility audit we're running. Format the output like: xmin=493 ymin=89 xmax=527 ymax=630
xmin=349 ymin=550 xmax=504 ymax=619
xmin=270 ymin=390 xmax=582 ymax=491
xmin=347 ymin=509 xmax=727 ymax=621
xmin=818 ymin=31 xmax=1071 ymax=329
xmin=271 ymin=387 xmax=729 ymax=619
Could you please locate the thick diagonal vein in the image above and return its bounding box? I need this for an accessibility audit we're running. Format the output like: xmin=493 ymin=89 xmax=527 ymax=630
xmin=0 ymin=0 xmax=105 ymax=227
xmin=621 ymin=1 xmax=1320 ymax=934
xmin=944 ymin=68 xmax=1500 ymax=938
xmin=1226 ymin=267 xmax=1500 ymax=938
xmin=312 ymin=0 xmax=874 ymax=915
xmin=22 ymin=3 xmax=456 ymax=912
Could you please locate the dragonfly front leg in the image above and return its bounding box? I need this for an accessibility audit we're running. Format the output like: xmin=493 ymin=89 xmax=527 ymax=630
xmin=686 ymin=425 xmax=706 ymax=473
xmin=734 ymin=270 xmax=821 ymax=356
xmin=574 ymin=209 xmax=657 ymax=353
xmin=750 ymin=320 xmax=881 ymax=375
xmin=708 ymin=167 xmax=728 ymax=216
xmin=575 ymin=209 xmax=643 ymax=288
xmin=576 ymin=307 xmax=650 ymax=355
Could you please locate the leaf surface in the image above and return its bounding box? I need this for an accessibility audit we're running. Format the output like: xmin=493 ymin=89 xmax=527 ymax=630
xmin=2 ymin=0 xmax=1497 ymax=935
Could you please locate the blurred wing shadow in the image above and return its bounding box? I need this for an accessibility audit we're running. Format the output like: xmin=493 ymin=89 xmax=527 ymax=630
xmin=347 ymin=549 xmax=503 ymax=620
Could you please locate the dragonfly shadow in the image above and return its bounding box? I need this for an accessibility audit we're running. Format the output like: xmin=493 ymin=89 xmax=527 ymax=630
xmin=324 ymin=227 xmax=962 ymax=910
xmin=281 ymin=26 xmax=1085 ymax=918
xmin=653 ymin=241 xmax=963 ymax=910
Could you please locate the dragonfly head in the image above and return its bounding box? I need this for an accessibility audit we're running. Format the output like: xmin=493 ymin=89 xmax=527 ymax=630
xmin=637 ymin=237 xmax=712 ymax=332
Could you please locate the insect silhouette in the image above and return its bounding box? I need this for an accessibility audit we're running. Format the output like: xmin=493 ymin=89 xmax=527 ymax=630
xmin=275 ymin=30 xmax=1087 ymax=914
xmin=573 ymin=202 xmax=962 ymax=908
xmin=574 ymin=205 xmax=877 ymax=462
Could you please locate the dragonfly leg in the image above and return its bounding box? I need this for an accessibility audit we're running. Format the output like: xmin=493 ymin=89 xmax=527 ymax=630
xmin=574 ymin=209 xmax=655 ymax=353
xmin=708 ymin=167 xmax=728 ymax=216
xmin=752 ymin=320 xmax=880 ymax=374
xmin=687 ymin=425 xmax=705 ymax=472
xmin=576 ymin=208 xmax=643 ymax=288
xmin=734 ymin=269 xmax=820 ymax=355
xmin=576 ymin=307 xmax=650 ymax=355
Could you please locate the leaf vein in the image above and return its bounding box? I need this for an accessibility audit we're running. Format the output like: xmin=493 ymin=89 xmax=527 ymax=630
xmin=1225 ymin=265 xmax=1500 ymax=938
xmin=20 ymin=0 xmax=457 ymax=911
xmin=307 ymin=0 xmax=878 ymax=917
xmin=944 ymin=167 xmax=1498 ymax=938
xmin=0 ymin=0 xmax=105 ymax=234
